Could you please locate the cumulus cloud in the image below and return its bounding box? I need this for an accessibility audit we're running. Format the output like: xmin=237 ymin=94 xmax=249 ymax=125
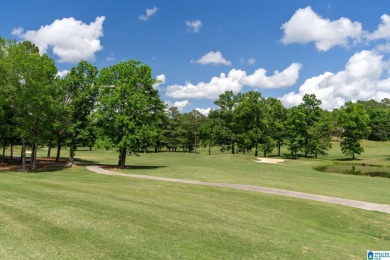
xmin=13 ymin=16 xmax=105 ymax=63
xmin=281 ymin=6 xmax=363 ymax=51
xmin=195 ymin=108 xmax=211 ymax=116
xmin=230 ymin=63 xmax=302 ymax=88
xmin=166 ymin=63 xmax=301 ymax=99
xmin=195 ymin=51 xmax=232 ymax=66
xmin=280 ymin=50 xmax=387 ymax=110
xmin=57 ymin=70 xmax=70 ymax=78
xmin=240 ymin=57 xmax=257 ymax=65
xmin=106 ymin=53 xmax=115 ymax=62
xmin=139 ymin=6 xmax=158 ymax=21
xmin=185 ymin=20 xmax=202 ymax=33
xmin=166 ymin=73 xmax=242 ymax=99
xmin=165 ymin=100 xmax=191 ymax=112
xmin=368 ymin=14 xmax=390 ymax=40
xmin=153 ymin=74 xmax=166 ymax=89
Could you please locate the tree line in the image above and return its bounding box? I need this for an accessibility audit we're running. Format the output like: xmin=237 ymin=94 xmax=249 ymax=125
xmin=1 ymin=38 xmax=390 ymax=171
xmin=0 ymin=38 xmax=165 ymax=171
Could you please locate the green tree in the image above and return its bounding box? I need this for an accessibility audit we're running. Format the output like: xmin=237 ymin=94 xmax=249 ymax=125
xmin=62 ymin=60 xmax=99 ymax=164
xmin=285 ymin=106 xmax=306 ymax=158
xmin=162 ymin=106 xmax=186 ymax=152
xmin=298 ymin=94 xmax=323 ymax=157
xmin=8 ymin=41 xmax=58 ymax=171
xmin=338 ymin=102 xmax=370 ymax=159
xmin=182 ymin=110 xmax=206 ymax=153
xmin=96 ymin=60 xmax=165 ymax=168
xmin=307 ymin=111 xmax=332 ymax=158
xmin=211 ymin=91 xmax=239 ymax=154
xmin=234 ymin=91 xmax=263 ymax=156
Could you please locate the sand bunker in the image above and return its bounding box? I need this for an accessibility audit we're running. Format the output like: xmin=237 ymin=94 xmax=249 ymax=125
xmin=254 ymin=157 xmax=285 ymax=164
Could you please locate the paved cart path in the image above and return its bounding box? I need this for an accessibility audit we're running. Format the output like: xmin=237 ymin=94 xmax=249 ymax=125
xmin=86 ymin=165 xmax=390 ymax=214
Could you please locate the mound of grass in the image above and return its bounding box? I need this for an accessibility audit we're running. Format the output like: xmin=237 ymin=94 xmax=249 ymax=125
xmin=0 ymin=169 xmax=389 ymax=259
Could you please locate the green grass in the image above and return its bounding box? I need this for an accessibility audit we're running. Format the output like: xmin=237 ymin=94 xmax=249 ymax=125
xmin=0 ymin=168 xmax=389 ymax=259
xmin=0 ymin=142 xmax=390 ymax=258
xmin=76 ymin=147 xmax=390 ymax=204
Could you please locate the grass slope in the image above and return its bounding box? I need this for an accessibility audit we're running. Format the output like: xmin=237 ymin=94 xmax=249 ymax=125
xmin=0 ymin=168 xmax=389 ymax=259
xmin=83 ymin=148 xmax=390 ymax=204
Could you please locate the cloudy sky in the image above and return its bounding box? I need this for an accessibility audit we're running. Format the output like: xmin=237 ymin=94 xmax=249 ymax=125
xmin=1 ymin=0 xmax=390 ymax=113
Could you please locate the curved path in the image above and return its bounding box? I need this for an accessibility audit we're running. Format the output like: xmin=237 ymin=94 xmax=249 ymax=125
xmin=87 ymin=165 xmax=390 ymax=214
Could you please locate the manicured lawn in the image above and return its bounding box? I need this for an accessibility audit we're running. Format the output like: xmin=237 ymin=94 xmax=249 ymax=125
xmin=1 ymin=142 xmax=389 ymax=258
xmin=81 ymin=147 xmax=390 ymax=204
xmin=0 ymin=168 xmax=389 ymax=259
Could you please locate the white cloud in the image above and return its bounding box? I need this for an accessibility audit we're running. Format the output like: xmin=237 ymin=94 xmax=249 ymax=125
xmin=368 ymin=14 xmax=390 ymax=40
xmin=166 ymin=73 xmax=242 ymax=99
xmin=106 ymin=53 xmax=115 ymax=62
xmin=56 ymin=70 xmax=70 ymax=78
xmin=195 ymin=108 xmax=211 ymax=116
xmin=229 ymin=63 xmax=302 ymax=88
xmin=185 ymin=20 xmax=202 ymax=33
xmin=153 ymin=74 xmax=166 ymax=89
xmin=139 ymin=6 xmax=158 ymax=21
xmin=166 ymin=63 xmax=301 ymax=99
xmin=240 ymin=57 xmax=257 ymax=65
xmin=165 ymin=100 xmax=191 ymax=112
xmin=174 ymin=100 xmax=191 ymax=111
xmin=375 ymin=43 xmax=390 ymax=53
xmin=247 ymin=58 xmax=257 ymax=65
xmin=13 ymin=16 xmax=105 ymax=63
xmin=281 ymin=6 xmax=363 ymax=51
xmin=280 ymin=50 xmax=387 ymax=110
xmin=195 ymin=51 xmax=232 ymax=66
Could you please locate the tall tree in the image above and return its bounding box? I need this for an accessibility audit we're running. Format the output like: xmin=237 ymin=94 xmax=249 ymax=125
xmin=298 ymin=94 xmax=323 ymax=157
xmin=307 ymin=111 xmax=332 ymax=158
xmin=285 ymin=106 xmax=306 ymax=158
xmin=234 ymin=91 xmax=263 ymax=156
xmin=338 ymin=102 xmax=370 ymax=159
xmin=182 ymin=110 xmax=206 ymax=153
xmin=8 ymin=41 xmax=58 ymax=171
xmin=211 ymin=91 xmax=239 ymax=154
xmin=162 ymin=107 xmax=186 ymax=152
xmin=264 ymin=97 xmax=287 ymax=156
xmin=96 ymin=60 xmax=165 ymax=168
xmin=62 ymin=60 xmax=99 ymax=164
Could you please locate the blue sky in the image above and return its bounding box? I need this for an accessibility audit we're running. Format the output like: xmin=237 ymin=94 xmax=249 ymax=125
xmin=2 ymin=1 xmax=390 ymax=113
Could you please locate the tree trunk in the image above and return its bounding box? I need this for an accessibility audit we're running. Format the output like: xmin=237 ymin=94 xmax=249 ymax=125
xmin=255 ymin=144 xmax=258 ymax=157
xmin=118 ymin=147 xmax=127 ymax=169
xmin=69 ymin=140 xmax=75 ymax=165
xmin=231 ymin=141 xmax=235 ymax=154
xmin=263 ymin=150 xmax=266 ymax=157
xmin=21 ymin=138 xmax=26 ymax=172
xmin=352 ymin=153 xmax=355 ymax=160
xmin=56 ymin=138 xmax=61 ymax=162
xmin=31 ymin=143 xmax=37 ymax=171
xmin=89 ymin=145 xmax=92 ymax=151
xmin=10 ymin=143 xmax=13 ymax=163
xmin=208 ymin=142 xmax=211 ymax=155
xmin=47 ymin=140 xmax=52 ymax=158
xmin=1 ymin=144 xmax=5 ymax=163
xmin=194 ymin=132 xmax=197 ymax=153
xmin=277 ymin=142 xmax=281 ymax=157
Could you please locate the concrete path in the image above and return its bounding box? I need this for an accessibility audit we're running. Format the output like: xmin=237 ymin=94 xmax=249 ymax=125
xmin=86 ymin=165 xmax=390 ymax=214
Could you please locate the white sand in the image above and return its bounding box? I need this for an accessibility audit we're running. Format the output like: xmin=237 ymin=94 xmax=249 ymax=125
xmin=254 ymin=157 xmax=284 ymax=164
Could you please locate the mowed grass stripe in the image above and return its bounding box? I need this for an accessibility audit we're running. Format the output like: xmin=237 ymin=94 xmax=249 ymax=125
xmin=0 ymin=169 xmax=389 ymax=259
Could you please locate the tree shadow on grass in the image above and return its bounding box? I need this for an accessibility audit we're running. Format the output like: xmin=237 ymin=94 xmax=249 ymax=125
xmin=0 ymin=157 xmax=70 ymax=173
xmin=334 ymin=158 xmax=363 ymax=162
xmin=121 ymin=165 xmax=167 ymax=170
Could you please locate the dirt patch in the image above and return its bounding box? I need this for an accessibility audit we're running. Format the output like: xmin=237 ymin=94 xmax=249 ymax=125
xmin=0 ymin=158 xmax=69 ymax=171
xmin=254 ymin=157 xmax=285 ymax=164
